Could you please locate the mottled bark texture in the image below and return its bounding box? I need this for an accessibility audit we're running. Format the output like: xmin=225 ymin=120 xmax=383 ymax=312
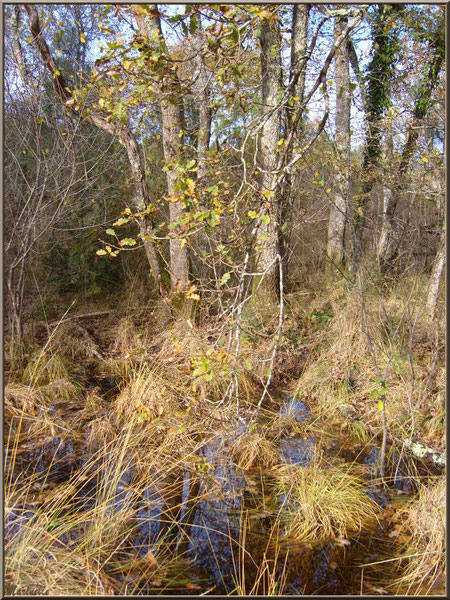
xmin=253 ymin=13 xmax=282 ymax=308
xmin=24 ymin=4 xmax=163 ymax=293
xmin=162 ymin=101 xmax=190 ymax=288
xmin=281 ymin=5 xmax=309 ymax=286
xmin=327 ymin=12 xmax=351 ymax=268
xmin=426 ymin=221 xmax=445 ymax=321
xmin=192 ymin=26 xmax=212 ymax=280
xmin=133 ymin=5 xmax=190 ymax=290
xmin=290 ymin=4 xmax=309 ymax=105
xmin=11 ymin=6 xmax=28 ymax=85
xmin=193 ymin=28 xmax=212 ymax=182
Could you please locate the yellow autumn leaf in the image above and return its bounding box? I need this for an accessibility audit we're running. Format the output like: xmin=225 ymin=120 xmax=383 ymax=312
xmin=326 ymin=188 xmax=331 ymax=194
xmin=377 ymin=400 xmax=384 ymax=411
xmin=186 ymin=178 xmax=196 ymax=195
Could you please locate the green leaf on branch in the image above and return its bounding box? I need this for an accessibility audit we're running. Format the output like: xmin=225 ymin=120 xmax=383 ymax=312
xmin=220 ymin=272 xmax=231 ymax=286
xmin=113 ymin=217 xmax=130 ymax=227
xmin=119 ymin=238 xmax=137 ymax=247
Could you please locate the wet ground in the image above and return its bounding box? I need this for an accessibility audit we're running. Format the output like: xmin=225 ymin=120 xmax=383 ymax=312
xmin=5 ymin=388 xmax=435 ymax=596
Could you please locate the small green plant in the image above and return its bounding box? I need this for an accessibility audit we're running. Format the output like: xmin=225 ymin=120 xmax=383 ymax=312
xmin=369 ymin=378 xmax=388 ymax=411
xmin=309 ymin=307 xmax=334 ymax=332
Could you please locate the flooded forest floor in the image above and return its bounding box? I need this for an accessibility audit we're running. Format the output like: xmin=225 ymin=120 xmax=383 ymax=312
xmin=4 ymin=283 xmax=446 ymax=596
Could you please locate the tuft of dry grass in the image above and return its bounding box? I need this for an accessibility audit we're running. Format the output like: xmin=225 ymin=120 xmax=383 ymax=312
xmin=231 ymin=512 xmax=289 ymax=595
xmin=393 ymin=477 xmax=445 ymax=594
xmin=275 ymin=453 xmax=379 ymax=545
xmin=114 ymin=365 xmax=176 ymax=426
xmin=4 ymin=415 xmax=192 ymax=596
xmin=5 ymin=383 xmax=44 ymax=417
xmin=23 ymin=351 xmax=72 ymax=388
xmin=294 ymin=278 xmax=445 ymax=447
xmin=230 ymin=430 xmax=278 ymax=470
xmin=110 ymin=318 xmax=149 ymax=360
xmin=47 ymin=321 xmax=101 ymax=361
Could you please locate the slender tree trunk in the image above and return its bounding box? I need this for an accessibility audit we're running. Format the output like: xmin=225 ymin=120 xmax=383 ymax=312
xmin=10 ymin=5 xmax=28 ymax=85
xmin=193 ymin=28 xmax=212 ymax=183
xmin=24 ymin=4 xmax=163 ymax=293
xmin=192 ymin=26 xmax=212 ymax=281
xmin=133 ymin=5 xmax=190 ymax=290
xmin=282 ymin=4 xmax=309 ymax=285
xmin=253 ymin=11 xmax=282 ymax=308
xmin=327 ymin=12 xmax=351 ymax=269
xmin=7 ymin=261 xmax=26 ymax=357
xmin=377 ymin=22 xmax=444 ymax=271
xmin=426 ymin=218 xmax=446 ymax=321
xmin=161 ymin=100 xmax=189 ymax=288
xmin=290 ymin=4 xmax=309 ymax=105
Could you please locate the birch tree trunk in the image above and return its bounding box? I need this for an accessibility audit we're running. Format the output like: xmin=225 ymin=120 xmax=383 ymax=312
xmin=10 ymin=5 xmax=28 ymax=85
xmin=253 ymin=12 xmax=282 ymax=309
xmin=290 ymin=4 xmax=309 ymax=106
xmin=133 ymin=6 xmax=190 ymax=291
xmin=192 ymin=26 xmax=212 ymax=281
xmin=193 ymin=28 xmax=212 ymax=183
xmin=426 ymin=216 xmax=446 ymax=321
xmin=281 ymin=4 xmax=309 ymax=285
xmin=327 ymin=12 xmax=351 ymax=268
xmin=24 ymin=4 xmax=163 ymax=294
xmin=161 ymin=100 xmax=189 ymax=288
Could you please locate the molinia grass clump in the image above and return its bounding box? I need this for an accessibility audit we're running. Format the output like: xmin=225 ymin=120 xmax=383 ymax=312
xmin=5 ymin=383 xmax=44 ymax=417
xmin=23 ymin=351 xmax=72 ymax=388
xmin=114 ymin=366 xmax=175 ymax=425
xmin=47 ymin=321 xmax=100 ymax=360
xmin=276 ymin=457 xmax=378 ymax=544
xmin=230 ymin=431 xmax=278 ymax=470
xmin=394 ymin=477 xmax=445 ymax=594
xmin=5 ymin=425 xmax=183 ymax=596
